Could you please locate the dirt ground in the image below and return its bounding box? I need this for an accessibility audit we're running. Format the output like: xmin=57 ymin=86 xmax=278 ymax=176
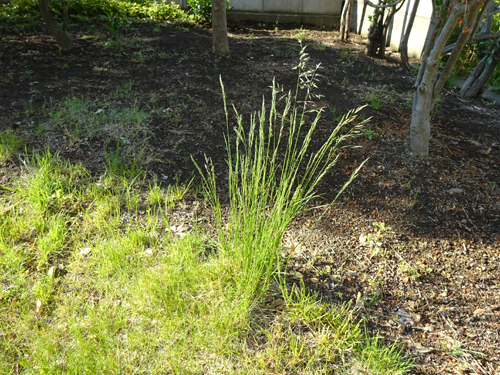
xmin=1 ymin=20 xmax=499 ymax=374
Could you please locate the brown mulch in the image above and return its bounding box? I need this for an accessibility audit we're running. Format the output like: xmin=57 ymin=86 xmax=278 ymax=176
xmin=1 ymin=19 xmax=499 ymax=374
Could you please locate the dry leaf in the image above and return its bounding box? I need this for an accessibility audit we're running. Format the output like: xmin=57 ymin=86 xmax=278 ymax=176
xmin=473 ymin=308 xmax=485 ymax=316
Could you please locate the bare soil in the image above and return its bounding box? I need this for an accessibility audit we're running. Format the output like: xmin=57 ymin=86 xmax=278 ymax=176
xmin=1 ymin=20 xmax=499 ymax=374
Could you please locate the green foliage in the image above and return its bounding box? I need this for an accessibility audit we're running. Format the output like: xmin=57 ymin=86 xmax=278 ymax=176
xmin=99 ymin=10 xmax=123 ymax=38
xmin=187 ymin=0 xmax=231 ymax=23
xmin=0 ymin=0 xmax=191 ymax=24
xmin=363 ymin=92 xmax=382 ymax=110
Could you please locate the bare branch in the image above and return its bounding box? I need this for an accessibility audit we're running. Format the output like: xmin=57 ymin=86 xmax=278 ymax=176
xmin=365 ymin=0 xmax=405 ymax=9
xmin=468 ymin=0 xmax=493 ymax=42
xmin=484 ymin=6 xmax=500 ymax=18
xmin=441 ymin=31 xmax=500 ymax=55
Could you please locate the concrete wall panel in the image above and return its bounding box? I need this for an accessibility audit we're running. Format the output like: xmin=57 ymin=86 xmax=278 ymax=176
xmin=303 ymin=0 xmax=341 ymax=14
xmin=228 ymin=0 xmax=262 ymax=12
xmin=264 ymin=0 xmax=302 ymax=13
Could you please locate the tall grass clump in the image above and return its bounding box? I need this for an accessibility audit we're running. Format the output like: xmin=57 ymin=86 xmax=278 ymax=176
xmin=195 ymin=45 xmax=369 ymax=310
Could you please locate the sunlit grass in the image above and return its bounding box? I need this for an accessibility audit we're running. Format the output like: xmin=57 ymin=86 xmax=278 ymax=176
xmin=0 ymin=51 xmax=414 ymax=372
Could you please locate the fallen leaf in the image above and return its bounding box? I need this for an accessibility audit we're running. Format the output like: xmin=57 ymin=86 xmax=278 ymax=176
xmin=473 ymin=308 xmax=485 ymax=316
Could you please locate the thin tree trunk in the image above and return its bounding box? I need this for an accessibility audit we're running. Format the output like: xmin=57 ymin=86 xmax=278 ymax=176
xmin=410 ymin=2 xmax=462 ymax=157
xmin=378 ymin=4 xmax=398 ymax=58
xmin=38 ymin=0 xmax=72 ymax=50
xmin=400 ymin=0 xmax=420 ymax=70
xmin=359 ymin=3 xmax=368 ymax=35
xmin=340 ymin=0 xmax=353 ymax=42
xmin=365 ymin=3 xmax=384 ymax=57
xmin=410 ymin=0 xmax=483 ymax=157
xmin=460 ymin=38 xmax=500 ymax=98
xmin=212 ymin=0 xmax=229 ymax=56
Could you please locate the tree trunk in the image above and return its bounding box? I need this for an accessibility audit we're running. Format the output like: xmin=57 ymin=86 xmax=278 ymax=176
xmin=358 ymin=3 xmax=368 ymax=34
xmin=409 ymin=0 xmax=482 ymax=157
xmin=378 ymin=4 xmax=399 ymax=58
xmin=340 ymin=0 xmax=354 ymax=42
xmin=212 ymin=0 xmax=229 ymax=57
xmin=62 ymin=0 xmax=69 ymax=33
xmin=365 ymin=4 xmax=384 ymax=57
xmin=365 ymin=0 xmax=405 ymax=58
xmin=400 ymin=0 xmax=420 ymax=70
xmin=460 ymin=38 xmax=500 ymax=98
xmin=38 ymin=0 xmax=72 ymax=51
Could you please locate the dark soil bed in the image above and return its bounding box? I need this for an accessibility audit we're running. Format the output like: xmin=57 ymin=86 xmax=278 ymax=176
xmin=1 ymin=20 xmax=499 ymax=374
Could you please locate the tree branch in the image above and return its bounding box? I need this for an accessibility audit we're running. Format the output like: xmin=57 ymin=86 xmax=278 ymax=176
xmin=365 ymin=0 xmax=405 ymax=9
xmin=441 ymin=31 xmax=500 ymax=55
xmin=468 ymin=0 xmax=493 ymax=43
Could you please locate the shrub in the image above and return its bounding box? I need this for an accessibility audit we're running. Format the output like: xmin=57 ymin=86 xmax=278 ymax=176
xmin=187 ymin=0 xmax=231 ymax=23
xmin=0 ymin=0 xmax=191 ymax=24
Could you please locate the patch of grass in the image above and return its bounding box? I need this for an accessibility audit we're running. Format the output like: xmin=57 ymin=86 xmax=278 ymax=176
xmin=47 ymin=96 xmax=150 ymax=146
xmin=0 ymin=130 xmax=23 ymax=161
xmin=104 ymin=141 xmax=143 ymax=178
xmin=354 ymin=332 xmax=415 ymax=374
xmin=148 ymin=177 xmax=193 ymax=209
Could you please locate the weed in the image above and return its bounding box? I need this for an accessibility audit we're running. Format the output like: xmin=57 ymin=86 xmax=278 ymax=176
xmin=100 ymin=10 xmax=124 ymax=38
xmin=398 ymin=260 xmax=421 ymax=280
xmin=362 ymin=93 xmax=382 ymax=110
xmin=359 ymin=66 xmax=377 ymax=80
xmin=35 ymin=122 xmax=47 ymax=136
xmin=132 ymin=51 xmax=146 ymax=63
xmin=105 ymin=141 xmax=143 ymax=178
xmin=24 ymin=100 xmax=34 ymax=116
xmin=293 ymin=32 xmax=306 ymax=41
xmin=360 ymin=222 xmax=391 ymax=257
xmin=408 ymin=187 xmax=419 ymax=207
xmin=360 ymin=128 xmax=379 ymax=141
xmin=0 ymin=129 xmax=23 ymax=160
xmin=328 ymin=105 xmax=343 ymax=122
xmin=313 ymin=43 xmax=326 ymax=51
xmin=431 ymin=97 xmax=442 ymax=116
xmin=1 ymin=72 xmax=14 ymax=84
